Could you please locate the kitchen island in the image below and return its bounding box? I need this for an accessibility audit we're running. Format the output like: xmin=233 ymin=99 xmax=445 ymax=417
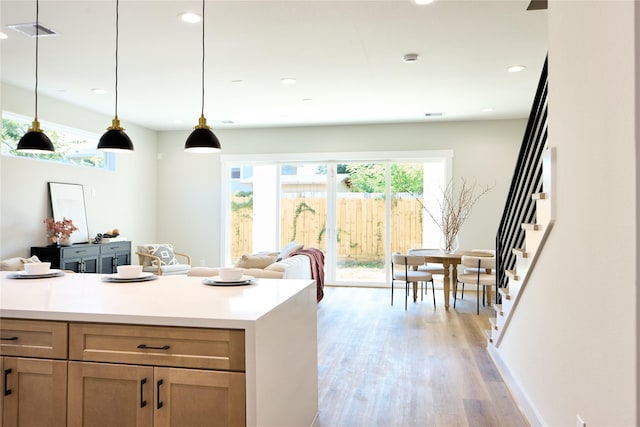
xmin=0 ymin=272 xmax=319 ymax=427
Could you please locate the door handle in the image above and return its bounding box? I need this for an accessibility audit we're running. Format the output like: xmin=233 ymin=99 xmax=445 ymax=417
xmin=140 ymin=378 xmax=147 ymax=408
xmin=4 ymin=368 xmax=12 ymax=396
xmin=157 ymin=379 xmax=164 ymax=409
xmin=0 ymin=336 xmax=18 ymax=341
xmin=137 ymin=344 xmax=170 ymax=350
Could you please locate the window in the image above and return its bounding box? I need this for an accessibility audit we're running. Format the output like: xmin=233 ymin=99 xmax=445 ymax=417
xmin=1 ymin=111 xmax=114 ymax=170
xmin=222 ymin=151 xmax=452 ymax=285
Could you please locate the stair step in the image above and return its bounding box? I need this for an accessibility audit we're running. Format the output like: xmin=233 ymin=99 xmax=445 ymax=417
xmin=489 ymin=317 xmax=498 ymax=330
xmin=532 ymin=192 xmax=547 ymax=200
xmin=505 ymin=269 xmax=520 ymax=281
xmin=521 ymin=222 xmax=540 ymax=231
xmin=499 ymin=288 xmax=511 ymax=300
xmin=512 ymin=247 xmax=528 ymax=258
xmin=493 ymin=304 xmax=504 ymax=316
xmin=483 ymin=329 xmax=493 ymax=343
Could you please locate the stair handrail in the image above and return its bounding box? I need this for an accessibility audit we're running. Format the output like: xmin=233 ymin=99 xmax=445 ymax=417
xmin=495 ymin=57 xmax=548 ymax=297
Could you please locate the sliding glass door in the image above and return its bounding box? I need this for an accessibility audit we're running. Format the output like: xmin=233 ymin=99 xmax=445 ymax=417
xmin=222 ymin=152 xmax=451 ymax=285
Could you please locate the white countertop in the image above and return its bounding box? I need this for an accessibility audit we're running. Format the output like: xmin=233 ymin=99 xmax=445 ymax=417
xmin=0 ymin=272 xmax=316 ymax=329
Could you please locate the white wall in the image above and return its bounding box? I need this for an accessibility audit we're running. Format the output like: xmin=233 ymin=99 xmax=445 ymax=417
xmin=0 ymin=84 xmax=158 ymax=258
xmin=157 ymin=119 xmax=526 ymax=267
xmin=495 ymin=1 xmax=637 ymax=426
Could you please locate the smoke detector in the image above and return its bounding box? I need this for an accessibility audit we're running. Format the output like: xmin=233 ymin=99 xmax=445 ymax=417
xmin=403 ymin=53 xmax=419 ymax=63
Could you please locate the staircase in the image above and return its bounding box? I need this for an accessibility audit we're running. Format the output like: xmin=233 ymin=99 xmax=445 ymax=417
xmin=487 ymin=148 xmax=554 ymax=345
xmin=486 ymin=56 xmax=553 ymax=346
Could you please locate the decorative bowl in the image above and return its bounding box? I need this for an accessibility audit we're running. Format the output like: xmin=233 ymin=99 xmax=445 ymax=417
xmin=24 ymin=262 xmax=51 ymax=275
xmin=117 ymin=265 xmax=143 ymax=278
xmin=218 ymin=267 xmax=244 ymax=282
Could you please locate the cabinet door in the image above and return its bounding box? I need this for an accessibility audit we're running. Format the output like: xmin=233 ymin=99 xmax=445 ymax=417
xmin=154 ymin=367 xmax=246 ymax=427
xmin=98 ymin=254 xmax=116 ymax=274
xmin=68 ymin=361 xmax=153 ymax=427
xmin=61 ymin=257 xmax=82 ymax=273
xmin=81 ymin=255 xmax=99 ymax=273
xmin=1 ymin=357 xmax=67 ymax=427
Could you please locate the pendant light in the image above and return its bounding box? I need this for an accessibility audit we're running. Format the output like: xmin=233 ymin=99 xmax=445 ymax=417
xmin=16 ymin=0 xmax=54 ymax=153
xmin=97 ymin=0 xmax=133 ymax=151
xmin=184 ymin=0 xmax=221 ymax=153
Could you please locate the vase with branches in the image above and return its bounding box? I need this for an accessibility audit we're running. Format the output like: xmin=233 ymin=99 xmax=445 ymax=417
xmin=44 ymin=217 xmax=78 ymax=245
xmin=413 ymin=178 xmax=493 ymax=253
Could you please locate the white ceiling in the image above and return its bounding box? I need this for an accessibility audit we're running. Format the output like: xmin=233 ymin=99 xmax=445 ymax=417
xmin=1 ymin=0 xmax=547 ymax=132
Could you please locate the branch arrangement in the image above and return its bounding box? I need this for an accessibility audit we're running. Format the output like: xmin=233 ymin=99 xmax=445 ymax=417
xmin=413 ymin=178 xmax=493 ymax=252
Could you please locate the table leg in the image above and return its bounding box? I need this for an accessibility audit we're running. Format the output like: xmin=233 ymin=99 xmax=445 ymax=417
xmin=443 ymin=261 xmax=451 ymax=309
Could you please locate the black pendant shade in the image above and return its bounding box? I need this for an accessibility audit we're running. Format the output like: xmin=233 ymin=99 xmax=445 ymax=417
xmin=184 ymin=115 xmax=221 ymax=153
xmin=184 ymin=0 xmax=221 ymax=153
xmin=97 ymin=117 xmax=133 ymax=151
xmin=17 ymin=119 xmax=54 ymax=153
xmin=99 ymin=0 xmax=133 ymax=152
xmin=17 ymin=0 xmax=54 ymax=154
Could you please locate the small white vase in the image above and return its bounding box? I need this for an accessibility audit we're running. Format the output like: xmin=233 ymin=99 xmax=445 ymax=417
xmin=58 ymin=237 xmax=72 ymax=246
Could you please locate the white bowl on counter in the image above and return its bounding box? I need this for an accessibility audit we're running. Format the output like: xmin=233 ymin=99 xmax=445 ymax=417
xmin=24 ymin=262 xmax=51 ymax=275
xmin=117 ymin=265 xmax=143 ymax=278
xmin=218 ymin=267 xmax=244 ymax=281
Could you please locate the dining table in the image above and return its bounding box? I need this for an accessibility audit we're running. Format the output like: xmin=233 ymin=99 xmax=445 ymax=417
xmin=407 ymin=249 xmax=494 ymax=310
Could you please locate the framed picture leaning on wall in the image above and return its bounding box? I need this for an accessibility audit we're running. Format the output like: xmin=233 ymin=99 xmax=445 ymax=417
xmin=48 ymin=182 xmax=90 ymax=244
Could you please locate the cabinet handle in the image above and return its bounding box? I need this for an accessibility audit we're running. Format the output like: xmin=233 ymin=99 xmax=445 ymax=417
xmin=140 ymin=378 xmax=147 ymax=408
xmin=0 ymin=336 xmax=18 ymax=341
xmin=157 ymin=379 xmax=164 ymax=409
xmin=4 ymin=368 xmax=12 ymax=396
xmin=137 ymin=344 xmax=170 ymax=350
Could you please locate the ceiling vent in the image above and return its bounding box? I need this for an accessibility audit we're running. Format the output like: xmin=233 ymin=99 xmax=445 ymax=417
xmin=8 ymin=23 xmax=58 ymax=37
xmin=425 ymin=112 xmax=444 ymax=117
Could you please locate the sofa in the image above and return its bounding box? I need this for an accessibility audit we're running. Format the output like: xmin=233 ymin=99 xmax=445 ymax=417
xmin=188 ymin=243 xmax=325 ymax=302
xmin=188 ymin=253 xmax=312 ymax=280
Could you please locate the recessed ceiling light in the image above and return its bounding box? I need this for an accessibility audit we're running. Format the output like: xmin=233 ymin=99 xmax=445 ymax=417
xmin=0 ymin=32 xmax=8 ymax=40
xmin=280 ymin=78 xmax=297 ymax=84
xmin=481 ymin=107 xmax=494 ymax=112
xmin=179 ymin=12 xmax=201 ymax=23
xmin=302 ymin=98 xmax=313 ymax=102
xmin=414 ymin=0 xmax=436 ymax=4
xmin=91 ymin=88 xmax=108 ymax=95
xmin=507 ymin=65 xmax=526 ymax=73
xmin=173 ymin=119 xmax=184 ymax=124
xmin=231 ymin=79 xmax=244 ymax=84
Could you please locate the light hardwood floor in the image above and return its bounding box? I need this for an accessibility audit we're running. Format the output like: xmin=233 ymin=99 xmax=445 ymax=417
xmin=316 ymin=286 xmax=528 ymax=427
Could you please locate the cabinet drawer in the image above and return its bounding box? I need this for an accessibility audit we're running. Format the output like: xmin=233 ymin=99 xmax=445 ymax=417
xmin=100 ymin=241 xmax=131 ymax=255
xmin=69 ymin=323 xmax=245 ymax=371
xmin=61 ymin=245 xmax=100 ymax=258
xmin=0 ymin=319 xmax=68 ymax=359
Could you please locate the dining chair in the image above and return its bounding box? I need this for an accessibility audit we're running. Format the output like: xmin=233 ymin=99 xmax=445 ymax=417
xmin=455 ymin=255 xmax=496 ymax=314
xmin=391 ymin=253 xmax=435 ymax=310
xmin=457 ymin=249 xmax=495 ymax=300
xmin=407 ymin=248 xmax=446 ymax=276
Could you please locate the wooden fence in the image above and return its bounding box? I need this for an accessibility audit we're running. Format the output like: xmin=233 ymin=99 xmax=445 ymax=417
xmin=230 ymin=196 xmax=425 ymax=262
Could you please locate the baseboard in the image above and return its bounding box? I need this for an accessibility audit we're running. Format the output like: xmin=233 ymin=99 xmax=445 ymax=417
xmin=487 ymin=345 xmax=546 ymax=427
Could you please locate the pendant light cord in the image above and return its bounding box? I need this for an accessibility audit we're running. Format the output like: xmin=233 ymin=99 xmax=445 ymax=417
xmin=200 ymin=0 xmax=206 ymax=117
xmin=34 ymin=0 xmax=40 ymax=121
xmin=114 ymin=0 xmax=120 ymax=118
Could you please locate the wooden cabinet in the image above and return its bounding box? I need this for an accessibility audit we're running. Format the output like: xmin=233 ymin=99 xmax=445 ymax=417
xmin=1 ymin=319 xmax=246 ymax=426
xmin=30 ymin=241 xmax=131 ymax=274
xmin=68 ymin=323 xmax=246 ymax=426
xmin=67 ymin=362 xmax=245 ymax=427
xmin=0 ymin=319 xmax=69 ymax=427
xmin=1 ymin=357 xmax=68 ymax=427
